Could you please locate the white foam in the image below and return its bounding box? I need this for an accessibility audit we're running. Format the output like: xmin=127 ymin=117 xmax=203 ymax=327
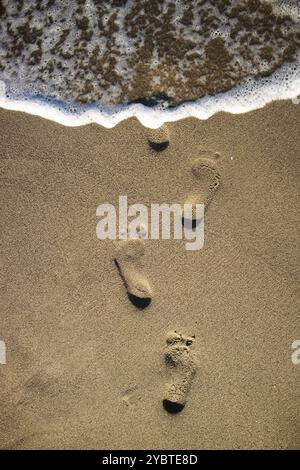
xmin=1 ymin=0 xmax=299 ymax=127
xmin=0 ymin=60 xmax=299 ymax=129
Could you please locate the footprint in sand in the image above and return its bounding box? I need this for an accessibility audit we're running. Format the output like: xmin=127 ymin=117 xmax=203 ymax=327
xmin=163 ymin=331 xmax=197 ymax=414
xmin=147 ymin=124 xmax=170 ymax=152
xmin=183 ymin=150 xmax=222 ymax=226
xmin=114 ymin=238 xmax=152 ymax=309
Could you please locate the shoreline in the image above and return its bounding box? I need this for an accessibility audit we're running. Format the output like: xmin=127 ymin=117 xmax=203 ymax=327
xmin=0 ymin=100 xmax=299 ymax=450
xmin=1 ymin=59 xmax=300 ymax=128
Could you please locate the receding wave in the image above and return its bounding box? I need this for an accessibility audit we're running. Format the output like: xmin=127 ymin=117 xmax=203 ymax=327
xmin=0 ymin=0 xmax=299 ymax=127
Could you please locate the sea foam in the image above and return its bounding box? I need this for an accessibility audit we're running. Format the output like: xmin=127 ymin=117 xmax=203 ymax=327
xmin=0 ymin=0 xmax=299 ymax=128
xmin=0 ymin=61 xmax=299 ymax=129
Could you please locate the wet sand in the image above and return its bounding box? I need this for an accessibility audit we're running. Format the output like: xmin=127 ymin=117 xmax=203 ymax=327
xmin=0 ymin=100 xmax=299 ymax=449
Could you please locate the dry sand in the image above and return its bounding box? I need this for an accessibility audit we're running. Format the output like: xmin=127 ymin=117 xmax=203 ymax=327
xmin=0 ymin=100 xmax=299 ymax=449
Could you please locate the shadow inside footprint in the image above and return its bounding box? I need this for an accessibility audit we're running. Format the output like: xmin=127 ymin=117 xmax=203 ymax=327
xmin=182 ymin=217 xmax=203 ymax=230
xmin=163 ymin=399 xmax=185 ymax=414
xmin=148 ymin=140 xmax=169 ymax=152
xmin=128 ymin=293 xmax=151 ymax=309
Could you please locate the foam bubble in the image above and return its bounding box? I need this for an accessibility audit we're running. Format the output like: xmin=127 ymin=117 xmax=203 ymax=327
xmin=0 ymin=60 xmax=299 ymax=128
xmin=0 ymin=0 xmax=299 ymax=127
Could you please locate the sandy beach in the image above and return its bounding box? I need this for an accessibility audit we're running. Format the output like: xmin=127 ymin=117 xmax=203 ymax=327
xmin=0 ymin=99 xmax=299 ymax=449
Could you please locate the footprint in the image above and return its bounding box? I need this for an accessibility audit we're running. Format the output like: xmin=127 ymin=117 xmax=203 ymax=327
xmin=183 ymin=150 xmax=222 ymax=225
xmin=147 ymin=124 xmax=170 ymax=152
xmin=163 ymin=331 xmax=197 ymax=414
xmin=114 ymin=238 xmax=152 ymax=309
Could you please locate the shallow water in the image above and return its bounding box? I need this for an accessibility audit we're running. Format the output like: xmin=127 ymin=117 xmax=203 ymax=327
xmin=0 ymin=0 xmax=299 ymax=126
